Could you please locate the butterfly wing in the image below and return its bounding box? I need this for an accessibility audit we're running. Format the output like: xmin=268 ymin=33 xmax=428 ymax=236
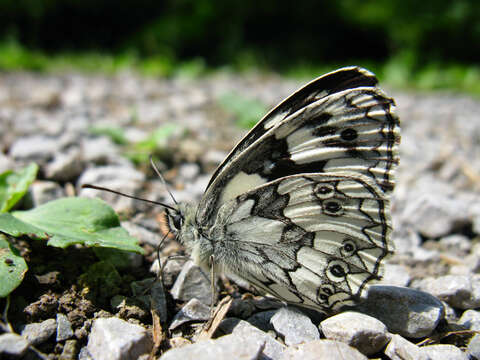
xmin=207 ymin=172 xmax=393 ymax=313
xmin=206 ymin=66 xmax=379 ymax=187
xmin=197 ymin=67 xmax=399 ymax=228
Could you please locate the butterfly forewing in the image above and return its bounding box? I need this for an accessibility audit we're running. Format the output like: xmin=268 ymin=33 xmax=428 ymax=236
xmin=197 ymin=80 xmax=399 ymax=227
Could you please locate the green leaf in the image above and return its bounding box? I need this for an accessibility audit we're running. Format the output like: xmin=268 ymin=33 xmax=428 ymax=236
xmin=0 ymin=197 xmax=142 ymax=253
xmin=0 ymin=234 xmax=28 ymax=297
xmin=0 ymin=163 xmax=38 ymax=213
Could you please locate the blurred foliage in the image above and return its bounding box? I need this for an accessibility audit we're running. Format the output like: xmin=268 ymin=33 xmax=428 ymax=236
xmin=0 ymin=0 xmax=479 ymax=92
xmin=219 ymin=92 xmax=268 ymax=129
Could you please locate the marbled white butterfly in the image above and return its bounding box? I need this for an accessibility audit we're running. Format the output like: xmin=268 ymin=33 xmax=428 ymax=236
xmin=164 ymin=67 xmax=400 ymax=313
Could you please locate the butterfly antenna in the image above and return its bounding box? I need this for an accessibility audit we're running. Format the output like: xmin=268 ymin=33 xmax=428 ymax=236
xmin=149 ymin=155 xmax=179 ymax=206
xmin=81 ymin=184 xmax=178 ymax=212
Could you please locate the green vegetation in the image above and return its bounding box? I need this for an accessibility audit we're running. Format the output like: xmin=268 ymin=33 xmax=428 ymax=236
xmin=0 ymin=1 xmax=479 ymax=94
xmin=0 ymin=164 xmax=142 ymax=297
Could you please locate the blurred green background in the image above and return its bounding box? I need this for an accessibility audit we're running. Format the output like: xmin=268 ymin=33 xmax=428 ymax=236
xmin=1 ymin=0 xmax=479 ymax=92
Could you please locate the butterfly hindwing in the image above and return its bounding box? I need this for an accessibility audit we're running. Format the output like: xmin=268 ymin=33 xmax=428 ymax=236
xmin=206 ymin=172 xmax=392 ymax=313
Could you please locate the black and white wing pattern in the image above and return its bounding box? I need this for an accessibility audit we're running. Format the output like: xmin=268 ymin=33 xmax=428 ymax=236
xmin=172 ymin=66 xmax=400 ymax=314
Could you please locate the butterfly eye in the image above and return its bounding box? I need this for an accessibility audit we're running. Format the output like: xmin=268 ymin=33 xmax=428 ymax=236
xmin=172 ymin=214 xmax=183 ymax=230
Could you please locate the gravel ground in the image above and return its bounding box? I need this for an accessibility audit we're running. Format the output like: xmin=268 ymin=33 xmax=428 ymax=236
xmin=0 ymin=70 xmax=479 ymax=360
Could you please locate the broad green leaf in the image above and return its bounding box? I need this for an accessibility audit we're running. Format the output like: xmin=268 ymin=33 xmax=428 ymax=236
xmin=0 ymin=213 xmax=49 ymax=239
xmin=5 ymin=197 xmax=142 ymax=253
xmin=0 ymin=163 xmax=38 ymax=213
xmin=0 ymin=234 xmax=28 ymax=297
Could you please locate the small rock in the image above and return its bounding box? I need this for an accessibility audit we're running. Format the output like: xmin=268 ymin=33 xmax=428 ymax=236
xmin=219 ymin=318 xmax=286 ymax=360
xmin=280 ymin=339 xmax=367 ymax=360
xmin=357 ymin=285 xmax=444 ymax=338
xmin=150 ymin=258 xmax=185 ymax=288
xmin=438 ymin=234 xmax=472 ymax=256
xmin=458 ymin=309 xmax=480 ymax=331
xmin=57 ymin=313 xmax=74 ymax=341
xmin=21 ymin=318 xmax=57 ymax=345
xmin=246 ymin=310 xmax=277 ymax=332
xmin=178 ymin=163 xmax=200 ymax=181
xmin=170 ymin=261 xmax=212 ymax=305
xmin=400 ymin=191 xmax=467 ymax=238
xmin=421 ymin=344 xmax=468 ymax=360
xmin=60 ymin=339 xmax=78 ymax=360
xmin=78 ymin=346 xmax=93 ymax=360
xmin=29 ymin=181 xmax=66 ymax=206
xmin=0 ymin=333 xmax=30 ymax=357
xmin=87 ymin=317 xmax=152 ymax=360
xmin=228 ymin=298 xmax=256 ymax=319
xmin=82 ymin=137 xmax=119 ymax=164
xmin=169 ymin=298 xmax=210 ymax=330
xmin=121 ymin=221 xmax=160 ymax=247
xmin=413 ymin=275 xmax=480 ymax=309
xmin=78 ymin=165 xmax=145 ymax=214
xmin=9 ymin=135 xmax=61 ymax=164
xmin=320 ymin=311 xmax=390 ymax=356
xmin=384 ymin=334 xmax=429 ymax=360
xmin=159 ymin=334 xmax=264 ymax=360
xmin=270 ymin=307 xmax=320 ymax=346
xmin=150 ymin=281 xmax=168 ymax=325
xmin=381 ymin=264 xmax=411 ymax=287
xmin=467 ymin=334 xmax=480 ymax=359
xmin=45 ymin=146 xmax=84 ymax=181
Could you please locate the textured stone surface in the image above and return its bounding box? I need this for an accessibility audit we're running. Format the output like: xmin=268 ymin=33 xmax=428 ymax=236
xmin=320 ymin=311 xmax=390 ymax=356
xmin=87 ymin=318 xmax=152 ymax=360
xmin=358 ymin=285 xmax=444 ymax=338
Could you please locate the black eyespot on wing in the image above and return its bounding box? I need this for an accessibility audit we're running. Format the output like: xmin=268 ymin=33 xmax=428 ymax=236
xmin=340 ymin=128 xmax=358 ymax=141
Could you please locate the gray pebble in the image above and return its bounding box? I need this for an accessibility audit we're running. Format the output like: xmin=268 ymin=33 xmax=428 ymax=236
xmin=466 ymin=334 xmax=480 ymax=359
xmin=121 ymin=221 xmax=160 ymax=247
xmin=400 ymin=191 xmax=466 ymax=238
xmin=87 ymin=317 xmax=153 ymax=360
xmin=381 ymin=263 xmax=411 ymax=287
xmin=170 ymin=261 xmax=213 ymax=305
xmin=421 ymin=344 xmax=468 ymax=360
xmin=45 ymin=147 xmax=84 ymax=181
xmin=246 ymin=310 xmax=277 ymax=332
xmin=384 ymin=334 xmax=430 ymax=360
xmin=0 ymin=333 xmax=30 ymax=357
xmin=320 ymin=311 xmax=390 ymax=356
xmin=178 ymin=163 xmax=200 ymax=181
xmin=56 ymin=313 xmax=74 ymax=341
xmin=413 ymin=275 xmax=480 ymax=309
xmin=21 ymin=318 xmax=57 ymax=345
xmin=29 ymin=180 xmax=66 ymax=206
xmin=82 ymin=136 xmax=120 ymax=164
xmin=224 ymin=319 xmax=286 ymax=360
xmin=78 ymin=165 xmax=145 ymax=214
xmin=357 ymin=285 xmax=444 ymax=338
xmin=9 ymin=135 xmax=61 ymax=164
xmin=270 ymin=307 xmax=319 ymax=346
xmin=150 ymin=280 xmax=169 ymax=325
xmin=61 ymin=339 xmax=78 ymax=360
xmin=458 ymin=309 xmax=480 ymax=331
xmin=159 ymin=333 xmax=264 ymax=360
xmin=280 ymin=339 xmax=367 ymax=360
xmin=169 ymin=298 xmax=210 ymax=330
